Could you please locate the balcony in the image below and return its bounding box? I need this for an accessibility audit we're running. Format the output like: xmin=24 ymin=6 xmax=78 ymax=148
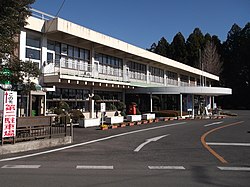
xmin=42 ymin=59 xmax=129 ymax=84
xmin=42 ymin=59 xmax=202 ymax=88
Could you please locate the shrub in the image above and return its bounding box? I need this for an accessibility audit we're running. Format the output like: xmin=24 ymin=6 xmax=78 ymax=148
xmin=69 ymin=109 xmax=85 ymax=123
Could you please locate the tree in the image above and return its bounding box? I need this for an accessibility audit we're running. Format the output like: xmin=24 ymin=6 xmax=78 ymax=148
xmin=201 ymin=40 xmax=222 ymax=76
xmin=149 ymin=37 xmax=171 ymax=58
xmin=221 ymin=23 xmax=250 ymax=109
xmin=0 ymin=0 xmax=39 ymax=92
xmin=186 ymin=28 xmax=205 ymax=68
xmin=170 ymin=32 xmax=187 ymax=64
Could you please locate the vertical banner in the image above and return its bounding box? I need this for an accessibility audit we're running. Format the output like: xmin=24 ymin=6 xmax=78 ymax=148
xmin=2 ymin=91 xmax=17 ymax=138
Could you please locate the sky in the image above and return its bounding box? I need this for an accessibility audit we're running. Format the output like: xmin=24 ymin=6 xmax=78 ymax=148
xmin=32 ymin=0 xmax=250 ymax=49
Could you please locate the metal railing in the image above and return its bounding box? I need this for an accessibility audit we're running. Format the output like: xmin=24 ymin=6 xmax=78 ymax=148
xmin=30 ymin=8 xmax=55 ymax=20
xmin=1 ymin=116 xmax=69 ymax=145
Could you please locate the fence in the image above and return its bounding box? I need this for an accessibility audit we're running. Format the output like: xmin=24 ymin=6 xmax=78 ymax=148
xmin=1 ymin=115 xmax=69 ymax=145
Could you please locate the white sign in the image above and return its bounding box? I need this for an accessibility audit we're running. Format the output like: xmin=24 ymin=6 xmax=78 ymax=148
xmin=2 ymin=91 xmax=17 ymax=138
xmin=100 ymin=103 xmax=106 ymax=112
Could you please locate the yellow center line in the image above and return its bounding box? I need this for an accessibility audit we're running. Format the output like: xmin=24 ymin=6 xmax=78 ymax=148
xmin=201 ymin=121 xmax=244 ymax=164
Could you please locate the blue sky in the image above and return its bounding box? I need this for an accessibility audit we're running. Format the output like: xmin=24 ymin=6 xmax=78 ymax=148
xmin=32 ymin=0 xmax=250 ymax=49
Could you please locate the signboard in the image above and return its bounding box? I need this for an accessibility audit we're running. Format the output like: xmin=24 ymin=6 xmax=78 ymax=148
xmin=2 ymin=91 xmax=17 ymax=138
xmin=100 ymin=103 xmax=106 ymax=112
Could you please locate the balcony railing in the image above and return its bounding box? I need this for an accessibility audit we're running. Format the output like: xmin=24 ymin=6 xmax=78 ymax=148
xmin=43 ymin=59 xmax=202 ymax=87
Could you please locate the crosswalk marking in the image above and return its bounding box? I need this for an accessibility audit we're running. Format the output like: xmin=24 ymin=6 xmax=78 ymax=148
xmin=1 ymin=165 xmax=41 ymax=169
xmin=217 ymin=166 xmax=250 ymax=171
xmin=148 ymin=166 xmax=185 ymax=170
xmin=76 ymin=165 xmax=114 ymax=169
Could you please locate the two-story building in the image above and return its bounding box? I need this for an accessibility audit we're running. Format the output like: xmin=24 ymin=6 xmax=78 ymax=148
xmin=17 ymin=9 xmax=231 ymax=118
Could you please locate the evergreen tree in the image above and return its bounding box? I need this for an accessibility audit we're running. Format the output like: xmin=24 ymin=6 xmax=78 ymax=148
xmin=0 ymin=0 xmax=39 ymax=92
xmin=186 ymin=28 xmax=205 ymax=68
xmin=170 ymin=32 xmax=187 ymax=64
xmin=155 ymin=37 xmax=171 ymax=58
xmin=222 ymin=23 xmax=250 ymax=109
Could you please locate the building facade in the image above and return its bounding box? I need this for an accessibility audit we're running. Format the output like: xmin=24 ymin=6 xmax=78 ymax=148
xmin=17 ymin=9 xmax=231 ymax=118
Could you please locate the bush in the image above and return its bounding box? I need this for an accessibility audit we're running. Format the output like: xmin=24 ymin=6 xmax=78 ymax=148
xmin=69 ymin=109 xmax=85 ymax=123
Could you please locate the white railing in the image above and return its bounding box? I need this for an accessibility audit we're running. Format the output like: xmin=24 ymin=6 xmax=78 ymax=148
xmin=43 ymin=59 xmax=201 ymax=87
xmin=30 ymin=8 xmax=55 ymax=20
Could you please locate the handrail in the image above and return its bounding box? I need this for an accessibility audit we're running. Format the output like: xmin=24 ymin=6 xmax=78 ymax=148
xmin=30 ymin=8 xmax=55 ymax=20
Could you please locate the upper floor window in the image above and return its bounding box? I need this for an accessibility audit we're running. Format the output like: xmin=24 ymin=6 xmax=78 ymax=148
xmin=127 ymin=61 xmax=146 ymax=73
xmin=26 ymin=36 xmax=40 ymax=48
xmin=150 ymin=66 xmax=164 ymax=77
xmin=26 ymin=34 xmax=41 ymax=61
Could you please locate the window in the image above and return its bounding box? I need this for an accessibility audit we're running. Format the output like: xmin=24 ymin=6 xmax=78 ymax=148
xmin=68 ymin=45 xmax=73 ymax=57
xmin=26 ymin=34 xmax=41 ymax=61
xmin=47 ymin=52 xmax=53 ymax=62
xmin=74 ymin=47 xmax=79 ymax=58
xmin=26 ymin=36 xmax=40 ymax=48
xmin=26 ymin=48 xmax=40 ymax=60
xmin=47 ymin=40 xmax=55 ymax=50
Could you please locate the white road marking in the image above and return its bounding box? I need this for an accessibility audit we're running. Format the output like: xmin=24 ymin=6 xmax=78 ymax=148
xmin=134 ymin=134 xmax=170 ymax=152
xmin=218 ymin=166 xmax=250 ymax=171
xmin=0 ymin=122 xmax=186 ymax=162
xmin=148 ymin=166 xmax=185 ymax=170
xmin=204 ymin=121 xmax=223 ymax=127
xmin=1 ymin=165 xmax=41 ymax=169
xmin=76 ymin=165 xmax=114 ymax=169
xmin=207 ymin=142 xmax=250 ymax=146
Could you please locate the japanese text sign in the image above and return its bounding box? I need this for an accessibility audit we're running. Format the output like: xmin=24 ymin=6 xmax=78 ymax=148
xmin=2 ymin=91 xmax=17 ymax=138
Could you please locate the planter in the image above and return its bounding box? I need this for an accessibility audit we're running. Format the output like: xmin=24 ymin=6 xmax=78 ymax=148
xmin=105 ymin=116 xmax=124 ymax=124
xmin=142 ymin=120 xmax=148 ymax=124
xmin=79 ymin=118 xmax=100 ymax=128
xmin=126 ymin=115 xmax=141 ymax=122
xmin=142 ymin=113 xmax=155 ymax=120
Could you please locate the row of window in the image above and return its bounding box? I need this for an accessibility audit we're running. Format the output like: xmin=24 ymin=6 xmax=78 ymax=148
xmin=25 ymin=34 xmax=201 ymax=84
xmin=95 ymin=53 xmax=123 ymax=68
xmin=47 ymin=88 xmax=90 ymax=100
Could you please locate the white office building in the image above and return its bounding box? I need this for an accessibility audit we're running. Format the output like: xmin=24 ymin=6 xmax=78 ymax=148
xmin=17 ymin=9 xmax=231 ymax=118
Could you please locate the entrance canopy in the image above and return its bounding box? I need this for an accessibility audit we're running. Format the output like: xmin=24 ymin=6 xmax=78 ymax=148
xmin=128 ymin=86 xmax=232 ymax=96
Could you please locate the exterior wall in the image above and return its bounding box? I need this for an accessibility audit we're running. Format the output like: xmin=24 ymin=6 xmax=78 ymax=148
xmin=17 ymin=10 xmax=231 ymax=118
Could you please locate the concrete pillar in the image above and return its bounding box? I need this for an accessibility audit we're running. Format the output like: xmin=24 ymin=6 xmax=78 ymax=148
xmin=41 ymin=34 xmax=47 ymax=70
xmin=150 ymin=92 xmax=153 ymax=112
xmin=89 ymin=88 xmax=94 ymax=118
xmin=164 ymin=70 xmax=167 ymax=86
xmin=212 ymin=96 xmax=215 ymax=109
xmin=177 ymin=74 xmax=181 ymax=86
xmin=192 ymin=95 xmax=195 ymax=117
xmin=19 ymin=30 xmax=26 ymax=61
xmin=146 ymin=64 xmax=150 ymax=84
xmin=180 ymin=94 xmax=183 ymax=117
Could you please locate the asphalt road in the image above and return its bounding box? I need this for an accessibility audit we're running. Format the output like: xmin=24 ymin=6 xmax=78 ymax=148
xmin=0 ymin=110 xmax=249 ymax=187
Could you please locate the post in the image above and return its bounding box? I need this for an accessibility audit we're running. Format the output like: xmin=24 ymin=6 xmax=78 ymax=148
xmin=180 ymin=94 xmax=183 ymax=118
xmin=150 ymin=92 xmax=153 ymax=112
xmin=70 ymin=123 xmax=73 ymax=142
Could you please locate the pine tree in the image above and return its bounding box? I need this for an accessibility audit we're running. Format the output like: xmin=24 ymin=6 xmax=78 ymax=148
xmin=186 ymin=28 xmax=205 ymax=68
xmin=170 ymin=32 xmax=187 ymax=64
